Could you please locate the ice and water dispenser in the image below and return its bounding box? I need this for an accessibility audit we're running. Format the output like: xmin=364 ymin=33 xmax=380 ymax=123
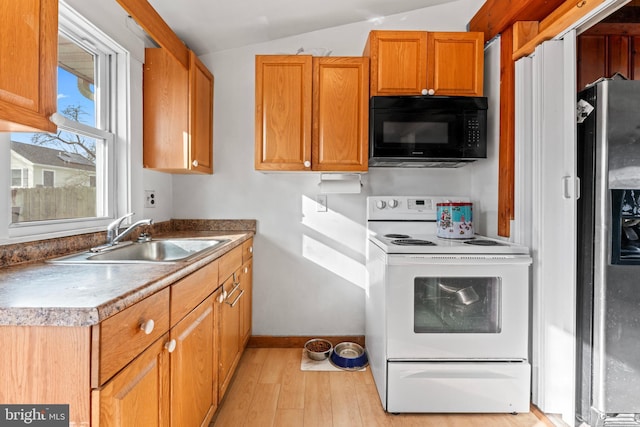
xmin=611 ymin=189 xmax=640 ymax=265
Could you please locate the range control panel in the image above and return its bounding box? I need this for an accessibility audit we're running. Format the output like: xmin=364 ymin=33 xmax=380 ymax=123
xmin=367 ymin=196 xmax=470 ymax=221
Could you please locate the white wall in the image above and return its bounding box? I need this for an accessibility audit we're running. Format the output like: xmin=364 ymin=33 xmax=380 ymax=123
xmin=171 ymin=0 xmax=495 ymax=336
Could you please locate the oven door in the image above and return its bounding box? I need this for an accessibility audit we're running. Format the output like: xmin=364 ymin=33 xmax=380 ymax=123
xmin=385 ymin=254 xmax=531 ymax=360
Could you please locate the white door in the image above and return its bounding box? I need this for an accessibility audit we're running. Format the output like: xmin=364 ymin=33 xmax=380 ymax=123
xmin=515 ymin=36 xmax=578 ymax=424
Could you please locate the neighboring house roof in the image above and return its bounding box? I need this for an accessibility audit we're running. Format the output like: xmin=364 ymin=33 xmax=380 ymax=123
xmin=11 ymin=141 xmax=95 ymax=172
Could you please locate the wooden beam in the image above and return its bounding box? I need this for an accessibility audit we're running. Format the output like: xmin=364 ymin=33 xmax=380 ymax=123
xmin=512 ymin=21 xmax=540 ymax=52
xmin=116 ymin=0 xmax=189 ymax=68
xmin=469 ymin=0 xmax=565 ymax=42
xmin=513 ymin=0 xmax=607 ymax=59
xmin=498 ymin=27 xmax=515 ymax=237
xmin=513 ymin=21 xmax=540 ymax=51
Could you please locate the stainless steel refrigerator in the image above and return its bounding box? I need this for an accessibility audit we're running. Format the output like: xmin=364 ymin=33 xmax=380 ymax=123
xmin=576 ymin=78 xmax=640 ymax=427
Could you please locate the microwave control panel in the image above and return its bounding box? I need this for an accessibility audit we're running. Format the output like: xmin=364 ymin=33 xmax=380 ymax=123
xmin=465 ymin=117 xmax=482 ymax=148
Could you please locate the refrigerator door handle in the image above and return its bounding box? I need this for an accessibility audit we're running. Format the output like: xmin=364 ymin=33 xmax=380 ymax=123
xmin=576 ymin=176 xmax=581 ymax=200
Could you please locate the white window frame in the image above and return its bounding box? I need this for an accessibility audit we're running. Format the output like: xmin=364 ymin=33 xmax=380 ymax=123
xmin=0 ymin=1 xmax=131 ymax=243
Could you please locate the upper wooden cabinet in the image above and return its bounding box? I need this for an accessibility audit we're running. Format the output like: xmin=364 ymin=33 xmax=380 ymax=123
xmin=0 ymin=0 xmax=57 ymax=133
xmin=427 ymin=32 xmax=484 ymax=96
xmin=363 ymin=31 xmax=427 ymax=96
xmin=312 ymin=57 xmax=369 ymax=171
xmin=255 ymin=55 xmax=312 ymax=171
xmin=364 ymin=30 xmax=484 ymax=97
xmin=255 ymin=55 xmax=369 ymax=172
xmin=143 ymin=48 xmax=214 ymax=174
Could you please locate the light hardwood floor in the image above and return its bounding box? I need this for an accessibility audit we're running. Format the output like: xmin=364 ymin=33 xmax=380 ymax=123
xmin=210 ymin=348 xmax=554 ymax=427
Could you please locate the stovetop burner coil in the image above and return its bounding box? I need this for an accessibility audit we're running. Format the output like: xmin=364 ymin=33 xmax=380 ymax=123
xmin=385 ymin=234 xmax=411 ymax=239
xmin=463 ymin=239 xmax=506 ymax=246
xmin=391 ymin=239 xmax=436 ymax=246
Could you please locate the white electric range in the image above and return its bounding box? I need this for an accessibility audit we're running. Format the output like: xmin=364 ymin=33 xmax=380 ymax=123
xmin=365 ymin=196 xmax=532 ymax=414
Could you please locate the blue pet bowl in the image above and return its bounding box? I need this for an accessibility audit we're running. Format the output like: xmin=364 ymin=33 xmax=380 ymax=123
xmin=330 ymin=342 xmax=368 ymax=370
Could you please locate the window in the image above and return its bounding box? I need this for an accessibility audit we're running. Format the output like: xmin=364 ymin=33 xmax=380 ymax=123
xmin=11 ymin=169 xmax=28 ymax=188
xmin=42 ymin=171 xmax=55 ymax=188
xmin=1 ymin=1 xmax=130 ymax=240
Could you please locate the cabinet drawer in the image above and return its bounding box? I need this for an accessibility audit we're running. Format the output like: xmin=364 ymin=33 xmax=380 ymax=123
xmin=219 ymin=245 xmax=242 ymax=283
xmin=242 ymin=239 xmax=253 ymax=263
xmin=96 ymin=288 xmax=170 ymax=385
xmin=171 ymin=260 xmax=219 ymax=326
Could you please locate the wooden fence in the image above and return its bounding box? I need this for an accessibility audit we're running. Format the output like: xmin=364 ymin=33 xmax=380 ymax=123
xmin=11 ymin=187 xmax=96 ymax=222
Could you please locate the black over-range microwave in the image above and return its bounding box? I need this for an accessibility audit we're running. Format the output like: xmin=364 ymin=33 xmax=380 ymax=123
xmin=369 ymin=95 xmax=488 ymax=167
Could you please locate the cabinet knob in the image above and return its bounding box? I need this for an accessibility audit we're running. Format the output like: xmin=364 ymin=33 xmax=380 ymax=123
xmin=140 ymin=319 xmax=155 ymax=335
xmin=192 ymin=160 xmax=199 ymax=167
xmin=303 ymin=161 xmax=311 ymax=168
xmin=249 ymin=246 xmax=253 ymax=253
xmin=421 ymin=88 xmax=435 ymax=96
xmin=244 ymin=266 xmax=248 ymax=274
xmin=165 ymin=339 xmax=177 ymax=353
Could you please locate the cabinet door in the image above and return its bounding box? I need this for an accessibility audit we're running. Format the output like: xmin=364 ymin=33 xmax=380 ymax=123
xmin=427 ymin=32 xmax=484 ymax=96
xmin=170 ymin=295 xmax=215 ymax=427
xmin=239 ymin=259 xmax=253 ymax=349
xmin=255 ymin=55 xmax=313 ymax=171
xmin=0 ymin=0 xmax=57 ymax=132
xmin=143 ymin=48 xmax=189 ymax=171
xmin=189 ymin=51 xmax=214 ymax=174
xmin=218 ymin=271 xmax=242 ymax=399
xmin=97 ymin=335 xmax=170 ymax=427
xmin=364 ymin=31 xmax=427 ymax=96
xmin=312 ymin=57 xmax=369 ymax=172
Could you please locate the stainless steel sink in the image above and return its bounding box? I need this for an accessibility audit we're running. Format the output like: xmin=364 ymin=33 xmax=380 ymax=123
xmin=48 ymin=239 xmax=229 ymax=264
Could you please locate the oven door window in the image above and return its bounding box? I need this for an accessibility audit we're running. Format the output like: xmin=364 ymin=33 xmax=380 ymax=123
xmin=414 ymin=277 xmax=501 ymax=333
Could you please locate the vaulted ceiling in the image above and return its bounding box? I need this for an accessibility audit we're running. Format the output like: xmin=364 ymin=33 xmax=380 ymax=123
xmin=147 ymin=0 xmax=462 ymax=55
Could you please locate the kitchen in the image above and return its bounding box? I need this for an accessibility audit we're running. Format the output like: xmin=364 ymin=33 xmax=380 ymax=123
xmin=1 ymin=0 xmax=638 ymax=426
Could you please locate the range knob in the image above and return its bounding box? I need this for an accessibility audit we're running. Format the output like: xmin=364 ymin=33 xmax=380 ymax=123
xmin=388 ymin=199 xmax=399 ymax=208
xmin=375 ymin=200 xmax=387 ymax=209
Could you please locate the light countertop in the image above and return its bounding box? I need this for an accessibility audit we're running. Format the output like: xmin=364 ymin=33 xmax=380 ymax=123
xmin=0 ymin=231 xmax=253 ymax=327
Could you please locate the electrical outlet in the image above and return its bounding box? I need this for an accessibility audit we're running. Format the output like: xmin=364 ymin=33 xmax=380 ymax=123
xmin=145 ymin=190 xmax=156 ymax=208
xmin=316 ymin=194 xmax=327 ymax=212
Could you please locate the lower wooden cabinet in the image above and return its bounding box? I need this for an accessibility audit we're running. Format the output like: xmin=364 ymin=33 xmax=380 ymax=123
xmin=97 ymin=293 xmax=220 ymax=427
xmin=218 ymin=238 xmax=253 ymax=400
xmin=239 ymin=259 xmax=253 ymax=348
xmin=218 ymin=268 xmax=242 ymax=399
xmin=170 ymin=293 xmax=217 ymax=427
xmin=0 ymin=239 xmax=254 ymax=427
xmin=96 ymin=335 xmax=171 ymax=427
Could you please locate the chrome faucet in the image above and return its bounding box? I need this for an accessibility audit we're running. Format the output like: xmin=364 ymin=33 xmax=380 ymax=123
xmin=106 ymin=212 xmax=134 ymax=244
xmin=111 ymin=217 xmax=153 ymax=245
xmin=91 ymin=213 xmax=153 ymax=252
